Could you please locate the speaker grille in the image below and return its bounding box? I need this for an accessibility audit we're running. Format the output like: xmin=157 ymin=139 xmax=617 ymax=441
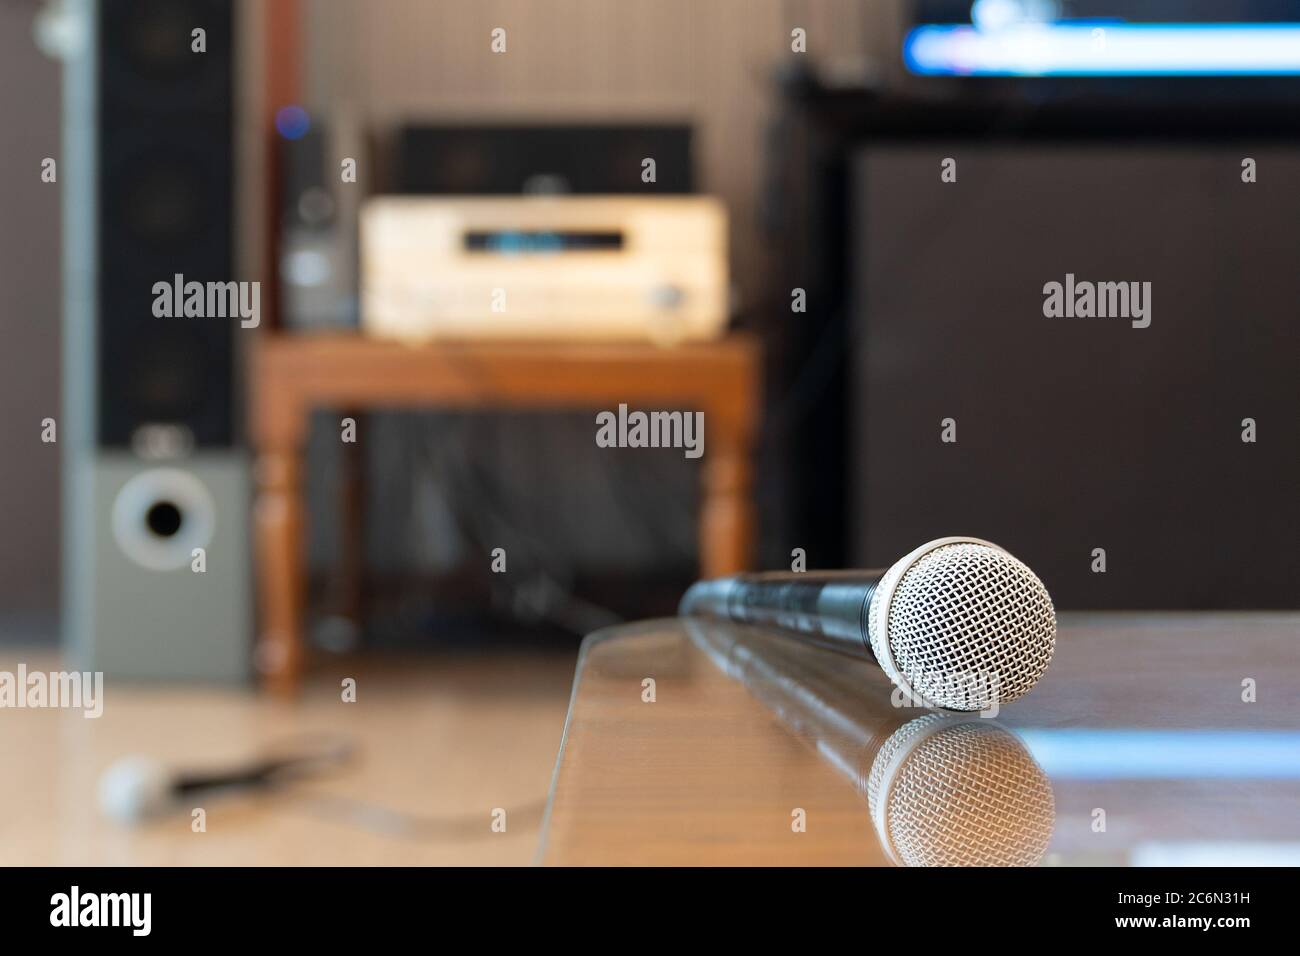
xmin=96 ymin=0 xmax=235 ymax=448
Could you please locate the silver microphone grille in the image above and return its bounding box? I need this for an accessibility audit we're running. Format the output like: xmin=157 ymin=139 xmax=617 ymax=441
xmin=868 ymin=541 xmax=1056 ymax=711
xmin=865 ymin=715 xmax=1056 ymax=867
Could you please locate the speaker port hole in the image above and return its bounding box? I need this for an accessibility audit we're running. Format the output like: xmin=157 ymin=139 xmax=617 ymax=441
xmin=145 ymin=501 xmax=183 ymax=538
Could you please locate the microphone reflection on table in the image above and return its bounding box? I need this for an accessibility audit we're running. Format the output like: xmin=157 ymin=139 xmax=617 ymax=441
xmin=683 ymin=617 xmax=1056 ymax=866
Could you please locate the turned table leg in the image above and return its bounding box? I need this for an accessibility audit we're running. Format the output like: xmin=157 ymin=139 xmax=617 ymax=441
xmin=254 ymin=446 xmax=306 ymax=696
xmin=700 ymin=429 xmax=755 ymax=578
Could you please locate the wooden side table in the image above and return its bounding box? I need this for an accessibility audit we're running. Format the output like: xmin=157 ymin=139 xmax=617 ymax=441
xmin=249 ymin=333 xmax=761 ymax=695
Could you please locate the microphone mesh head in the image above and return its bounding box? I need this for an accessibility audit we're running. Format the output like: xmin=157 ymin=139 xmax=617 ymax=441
xmin=869 ymin=541 xmax=1056 ymax=711
xmin=866 ymin=715 xmax=1055 ymax=867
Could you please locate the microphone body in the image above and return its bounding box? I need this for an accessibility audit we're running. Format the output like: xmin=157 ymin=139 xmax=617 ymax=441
xmin=679 ymin=570 xmax=883 ymax=661
xmin=680 ymin=536 xmax=1058 ymax=712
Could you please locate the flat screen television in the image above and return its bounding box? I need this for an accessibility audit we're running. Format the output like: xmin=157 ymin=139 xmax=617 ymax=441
xmin=906 ymin=1 xmax=1300 ymax=76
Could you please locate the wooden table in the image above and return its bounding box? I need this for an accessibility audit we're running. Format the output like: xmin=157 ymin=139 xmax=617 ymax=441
xmin=539 ymin=613 xmax=1300 ymax=865
xmin=249 ymin=334 xmax=761 ymax=695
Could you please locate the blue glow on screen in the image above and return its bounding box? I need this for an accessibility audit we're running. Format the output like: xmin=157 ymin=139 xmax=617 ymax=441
xmin=486 ymin=231 xmax=563 ymax=254
xmin=904 ymin=23 xmax=1300 ymax=76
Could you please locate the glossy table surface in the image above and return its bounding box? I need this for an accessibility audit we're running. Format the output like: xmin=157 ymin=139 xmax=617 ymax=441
xmin=539 ymin=612 xmax=1300 ymax=865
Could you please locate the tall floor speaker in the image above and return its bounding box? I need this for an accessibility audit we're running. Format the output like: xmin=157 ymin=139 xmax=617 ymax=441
xmin=62 ymin=0 xmax=250 ymax=680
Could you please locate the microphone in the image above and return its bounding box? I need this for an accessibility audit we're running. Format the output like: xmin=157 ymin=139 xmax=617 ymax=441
xmin=679 ymin=536 xmax=1056 ymax=712
xmin=97 ymin=739 xmax=352 ymax=823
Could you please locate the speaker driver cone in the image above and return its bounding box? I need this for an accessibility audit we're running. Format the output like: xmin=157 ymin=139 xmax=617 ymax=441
xmin=111 ymin=468 xmax=216 ymax=572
